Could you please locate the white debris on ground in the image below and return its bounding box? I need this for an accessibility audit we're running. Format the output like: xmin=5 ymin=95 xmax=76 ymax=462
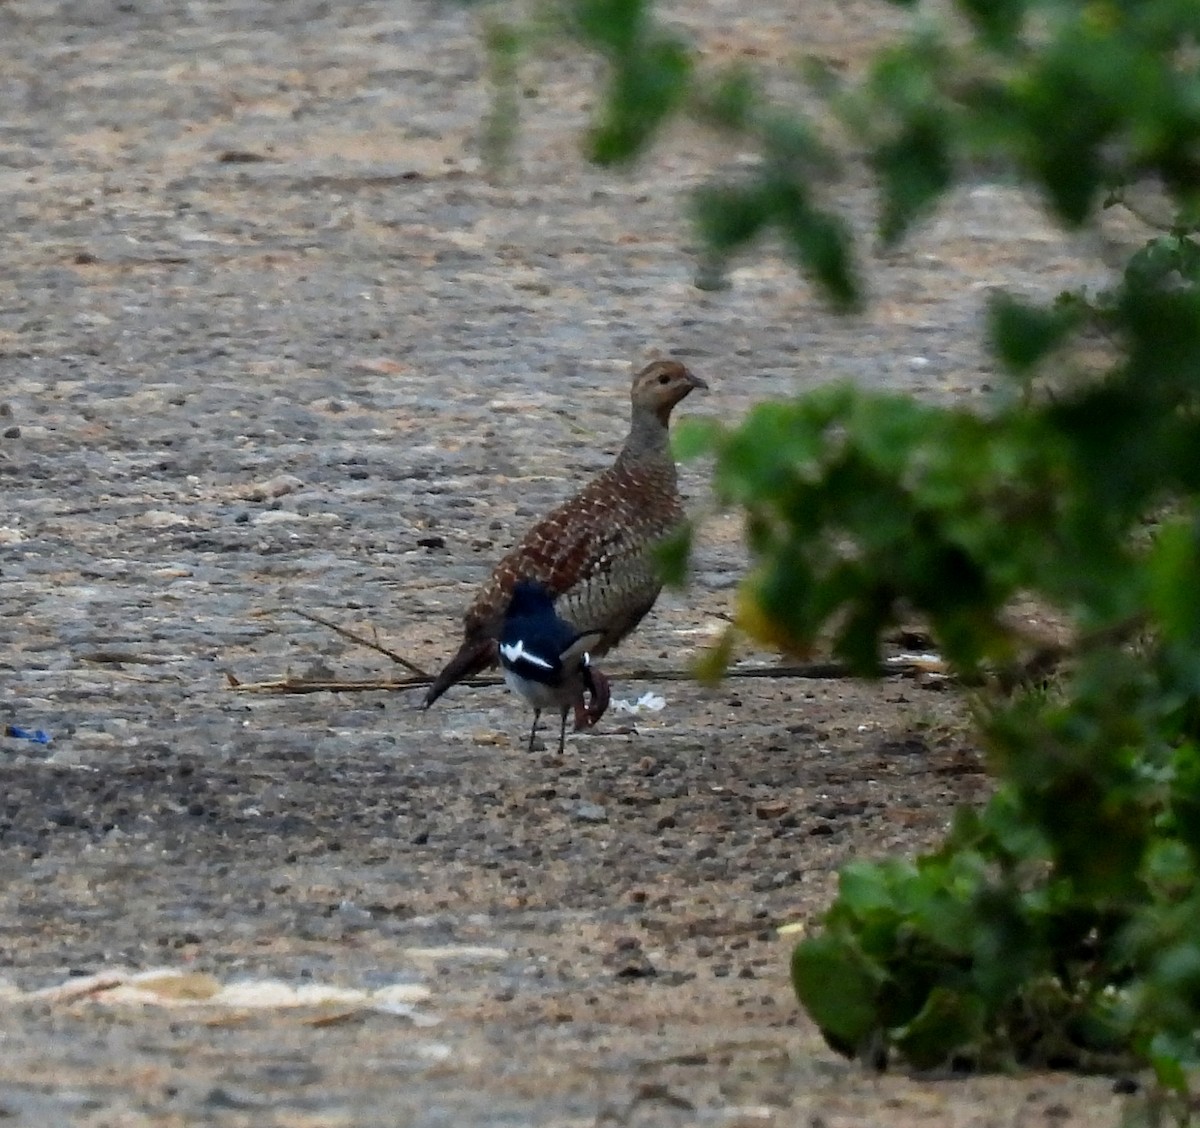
xmin=610 ymin=692 xmax=668 ymax=714
xmin=0 ymin=968 xmax=433 ymax=1019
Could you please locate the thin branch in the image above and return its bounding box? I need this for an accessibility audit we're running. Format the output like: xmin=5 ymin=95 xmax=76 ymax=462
xmin=225 ymin=657 xmax=942 ymax=696
xmin=227 ymin=673 xmax=458 ymax=695
xmin=283 ymin=608 xmax=430 ymax=677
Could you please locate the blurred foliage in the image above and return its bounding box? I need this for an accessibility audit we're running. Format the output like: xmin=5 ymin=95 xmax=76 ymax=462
xmin=479 ymin=0 xmax=1200 ymax=1107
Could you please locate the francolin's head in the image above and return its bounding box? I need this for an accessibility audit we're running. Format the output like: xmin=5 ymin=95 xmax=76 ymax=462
xmin=630 ymin=359 xmax=708 ymax=424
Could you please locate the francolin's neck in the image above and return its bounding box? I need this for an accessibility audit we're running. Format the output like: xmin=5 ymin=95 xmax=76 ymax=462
xmin=618 ymin=402 xmax=674 ymax=467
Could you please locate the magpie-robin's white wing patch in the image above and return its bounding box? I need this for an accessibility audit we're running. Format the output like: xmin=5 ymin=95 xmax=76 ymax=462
xmin=498 ymin=637 xmax=556 ymax=676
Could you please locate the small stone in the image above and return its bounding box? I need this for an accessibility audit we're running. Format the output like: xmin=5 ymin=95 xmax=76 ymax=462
xmin=337 ymin=900 xmax=374 ymax=929
xmin=613 ymin=955 xmax=656 ymax=980
xmin=2 ymin=426 xmax=19 ymax=439
xmin=755 ymin=800 xmax=790 ymax=820
xmin=572 ymin=801 xmax=607 ymax=824
xmin=204 ymin=1087 xmax=259 ymax=1110
xmin=245 ymin=474 xmax=305 ymax=501
xmin=471 ymin=730 xmax=508 ymax=747
xmin=136 ymin=509 xmax=191 ymax=529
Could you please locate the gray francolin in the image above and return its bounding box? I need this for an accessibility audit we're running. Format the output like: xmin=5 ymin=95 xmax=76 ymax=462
xmin=422 ymin=358 xmax=707 ymax=723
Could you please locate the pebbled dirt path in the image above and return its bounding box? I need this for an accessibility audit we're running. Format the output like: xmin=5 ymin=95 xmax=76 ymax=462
xmin=0 ymin=2 xmax=1130 ymax=1124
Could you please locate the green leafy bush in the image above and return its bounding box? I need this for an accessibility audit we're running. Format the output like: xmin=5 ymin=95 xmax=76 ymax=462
xmin=481 ymin=0 xmax=1200 ymax=1102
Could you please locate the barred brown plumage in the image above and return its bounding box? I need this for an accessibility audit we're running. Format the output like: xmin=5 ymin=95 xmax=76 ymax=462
xmin=422 ymin=358 xmax=707 ymax=725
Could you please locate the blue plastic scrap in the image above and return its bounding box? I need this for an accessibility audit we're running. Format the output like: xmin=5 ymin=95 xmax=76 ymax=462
xmin=5 ymin=725 xmax=52 ymax=744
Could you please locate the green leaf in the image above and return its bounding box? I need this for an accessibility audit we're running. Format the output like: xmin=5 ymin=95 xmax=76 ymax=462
xmin=481 ymin=17 xmax=523 ymax=178
xmin=1016 ymin=51 xmax=1114 ymax=225
xmin=968 ymin=884 xmax=1039 ymax=1007
xmin=1175 ymin=236 xmax=1200 ymax=284
xmin=654 ymin=521 xmax=693 ymax=587
xmin=956 ymin=0 xmax=1028 ymax=48
xmin=1123 ymin=236 xmax=1199 ymax=291
xmin=570 ymin=0 xmax=644 ymax=52
xmin=977 ymin=788 xmax=1050 ymax=863
xmin=1147 ymin=1032 xmax=1194 ymax=1094
xmin=792 ymin=933 xmax=887 ymax=1056
xmin=692 ymin=182 xmax=771 ymax=255
xmin=872 ymin=113 xmax=953 ymax=246
xmin=587 ymin=35 xmax=693 ymax=164
xmin=1168 ymin=744 xmax=1200 ymax=862
xmin=846 ymin=392 xmax=928 ymax=472
xmin=692 ymin=626 xmax=735 ymax=685
xmin=839 ymin=861 xmax=908 ymax=918
xmin=833 ymin=590 xmax=894 ymax=673
xmin=761 ymin=112 xmax=827 ymax=171
xmin=1149 ymin=520 xmax=1200 ymax=646
xmin=713 ymin=398 xmax=818 ymax=501
xmin=987 ymin=293 xmax=1080 ymax=375
xmin=892 ymin=987 xmax=987 ymax=1070
xmin=672 ymin=417 xmax=722 ymax=461
xmin=698 ymin=64 xmax=757 ymax=131
xmin=1143 ymin=838 xmax=1196 ymax=899
xmin=772 ymin=183 xmax=861 ymax=310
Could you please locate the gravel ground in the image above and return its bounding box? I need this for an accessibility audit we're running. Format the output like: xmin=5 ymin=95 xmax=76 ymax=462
xmin=0 ymin=2 xmax=1133 ymax=1125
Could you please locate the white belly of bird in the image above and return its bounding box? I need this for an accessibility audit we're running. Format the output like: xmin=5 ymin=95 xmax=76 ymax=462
xmin=502 ymin=668 xmax=564 ymax=711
